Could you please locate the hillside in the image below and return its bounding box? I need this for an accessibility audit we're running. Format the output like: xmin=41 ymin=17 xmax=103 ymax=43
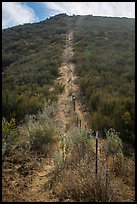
xmin=2 ymin=14 xmax=69 ymax=122
xmin=2 ymin=14 xmax=135 ymax=202
xmin=72 ymin=15 xmax=135 ymax=147
xmin=2 ymin=14 xmax=135 ymax=146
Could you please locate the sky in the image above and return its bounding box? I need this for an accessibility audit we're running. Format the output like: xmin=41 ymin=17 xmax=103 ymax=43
xmin=2 ymin=2 xmax=135 ymax=29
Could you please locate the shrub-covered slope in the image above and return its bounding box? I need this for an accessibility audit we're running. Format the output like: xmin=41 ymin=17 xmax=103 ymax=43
xmin=71 ymin=15 xmax=135 ymax=145
xmin=2 ymin=14 xmax=69 ymax=122
xmin=2 ymin=14 xmax=135 ymax=146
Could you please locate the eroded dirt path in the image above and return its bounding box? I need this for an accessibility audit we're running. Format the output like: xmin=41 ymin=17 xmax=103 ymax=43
xmin=56 ymin=31 xmax=88 ymax=132
xmin=22 ymin=31 xmax=135 ymax=203
xmin=3 ymin=31 xmax=135 ymax=203
xmin=17 ymin=31 xmax=89 ymax=202
xmin=21 ymin=158 xmax=57 ymax=202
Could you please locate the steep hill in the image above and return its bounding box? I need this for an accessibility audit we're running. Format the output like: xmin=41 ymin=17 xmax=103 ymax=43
xmin=2 ymin=14 xmax=135 ymax=146
xmin=2 ymin=14 xmax=135 ymax=202
xmin=71 ymin=15 xmax=135 ymax=147
xmin=2 ymin=14 xmax=69 ymax=122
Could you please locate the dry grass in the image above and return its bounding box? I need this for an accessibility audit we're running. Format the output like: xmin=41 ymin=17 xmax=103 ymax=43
xmin=50 ymin=150 xmax=135 ymax=202
xmin=51 ymin=158 xmax=117 ymax=202
xmin=50 ymin=128 xmax=135 ymax=202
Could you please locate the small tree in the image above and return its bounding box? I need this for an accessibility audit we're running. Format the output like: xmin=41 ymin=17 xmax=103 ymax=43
xmin=105 ymin=128 xmax=125 ymax=177
xmin=105 ymin=128 xmax=123 ymax=155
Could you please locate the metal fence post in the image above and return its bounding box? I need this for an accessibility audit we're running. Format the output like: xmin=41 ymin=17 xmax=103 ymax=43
xmin=106 ymin=138 xmax=109 ymax=189
xmin=72 ymin=94 xmax=76 ymax=112
xmin=79 ymin=119 xmax=81 ymax=129
xmin=96 ymin=131 xmax=99 ymax=178
xmin=76 ymin=115 xmax=78 ymax=127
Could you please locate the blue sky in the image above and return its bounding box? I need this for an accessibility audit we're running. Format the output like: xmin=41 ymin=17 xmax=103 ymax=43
xmin=26 ymin=2 xmax=53 ymax=21
xmin=2 ymin=2 xmax=135 ymax=29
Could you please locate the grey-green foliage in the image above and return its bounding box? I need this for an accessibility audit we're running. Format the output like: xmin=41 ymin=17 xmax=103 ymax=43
xmin=64 ymin=136 xmax=71 ymax=155
xmin=105 ymin=128 xmax=128 ymax=177
xmin=54 ymin=149 xmax=62 ymax=168
xmin=105 ymin=128 xmax=123 ymax=155
xmin=2 ymin=117 xmax=19 ymax=157
xmin=54 ymin=127 xmax=94 ymax=166
xmin=69 ymin=127 xmax=92 ymax=145
xmin=54 ymin=133 xmax=71 ymax=166
xmin=2 ymin=139 xmax=7 ymax=158
xmin=20 ymin=100 xmax=58 ymax=151
xmin=37 ymin=100 xmax=57 ymax=125
xmin=59 ymin=134 xmax=66 ymax=150
xmin=67 ymin=127 xmax=94 ymax=161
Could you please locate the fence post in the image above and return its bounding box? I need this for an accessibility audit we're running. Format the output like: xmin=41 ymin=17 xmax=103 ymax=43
xmin=74 ymin=112 xmax=79 ymax=127
xmin=106 ymin=138 xmax=109 ymax=189
xmin=72 ymin=94 xmax=76 ymax=112
xmin=96 ymin=131 xmax=99 ymax=178
xmin=79 ymin=119 xmax=81 ymax=129
xmin=72 ymin=94 xmax=76 ymax=127
xmin=76 ymin=115 xmax=79 ymax=127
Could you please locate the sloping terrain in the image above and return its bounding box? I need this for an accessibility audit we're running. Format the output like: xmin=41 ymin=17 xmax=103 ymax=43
xmin=2 ymin=14 xmax=135 ymax=202
xmin=72 ymin=15 xmax=135 ymax=147
xmin=56 ymin=31 xmax=89 ymax=131
xmin=5 ymin=29 xmax=90 ymax=203
xmin=2 ymin=14 xmax=69 ymax=122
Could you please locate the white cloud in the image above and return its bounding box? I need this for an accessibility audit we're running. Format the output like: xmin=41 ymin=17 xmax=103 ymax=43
xmin=2 ymin=2 xmax=38 ymax=29
xmin=2 ymin=2 xmax=135 ymax=29
xmin=44 ymin=2 xmax=135 ymax=18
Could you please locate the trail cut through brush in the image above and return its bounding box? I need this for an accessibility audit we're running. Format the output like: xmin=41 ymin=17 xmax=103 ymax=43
xmin=11 ymin=31 xmax=89 ymax=202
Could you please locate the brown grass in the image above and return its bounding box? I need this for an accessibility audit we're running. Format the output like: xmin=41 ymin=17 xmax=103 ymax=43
xmin=49 ymin=135 xmax=135 ymax=202
xmin=51 ymin=158 xmax=117 ymax=202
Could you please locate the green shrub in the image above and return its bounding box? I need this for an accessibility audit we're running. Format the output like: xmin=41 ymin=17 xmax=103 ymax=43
xmin=105 ymin=128 xmax=123 ymax=155
xmin=2 ymin=117 xmax=19 ymax=156
xmin=91 ymin=112 xmax=112 ymax=131
xmin=54 ymin=127 xmax=94 ymax=168
xmin=105 ymin=128 xmax=127 ymax=178
xmin=19 ymin=101 xmax=58 ymax=154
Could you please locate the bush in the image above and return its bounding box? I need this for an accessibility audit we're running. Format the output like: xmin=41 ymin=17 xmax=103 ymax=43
xmin=104 ymin=128 xmax=129 ymax=178
xmin=2 ymin=117 xmax=19 ymax=157
xmin=53 ymin=82 xmax=65 ymax=94
xmin=52 ymin=159 xmax=117 ymax=202
xmin=18 ymin=101 xmax=59 ymax=154
xmin=54 ymin=128 xmax=95 ymax=166
xmin=91 ymin=112 xmax=112 ymax=131
xmin=105 ymin=128 xmax=123 ymax=155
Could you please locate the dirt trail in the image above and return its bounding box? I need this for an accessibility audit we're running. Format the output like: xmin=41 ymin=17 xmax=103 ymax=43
xmin=20 ymin=159 xmax=56 ymax=202
xmin=56 ymin=31 xmax=88 ymax=132
xmin=19 ymin=31 xmax=89 ymax=202
xmin=3 ymin=31 xmax=135 ymax=203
